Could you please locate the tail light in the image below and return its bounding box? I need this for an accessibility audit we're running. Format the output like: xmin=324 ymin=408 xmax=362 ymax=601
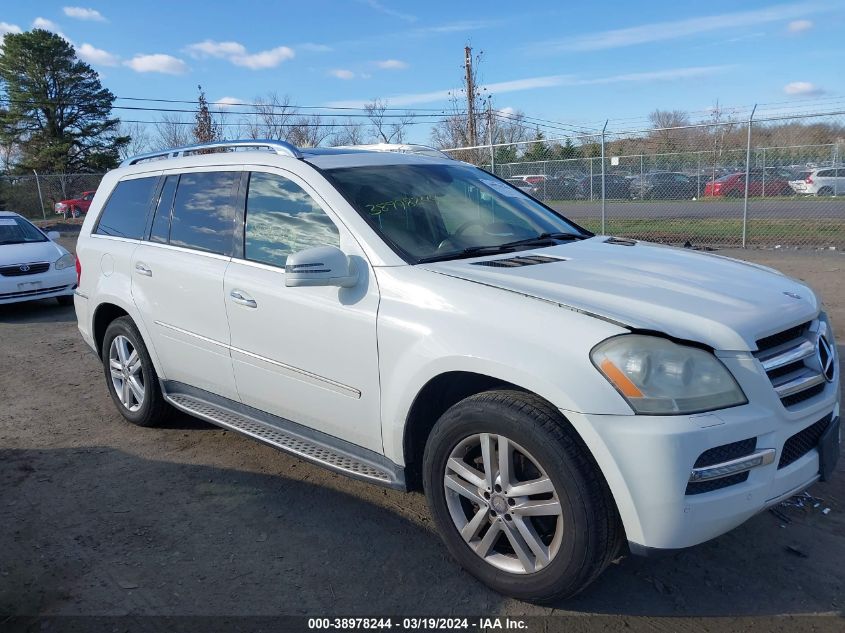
xmin=75 ymin=256 xmax=82 ymax=286
xmin=805 ymin=175 xmax=813 ymax=184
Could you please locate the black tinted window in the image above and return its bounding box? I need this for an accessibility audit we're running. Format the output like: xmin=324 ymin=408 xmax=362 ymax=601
xmin=244 ymin=172 xmax=339 ymax=267
xmin=95 ymin=177 xmax=157 ymax=239
xmin=149 ymin=175 xmax=178 ymax=244
xmin=169 ymin=171 xmax=237 ymax=255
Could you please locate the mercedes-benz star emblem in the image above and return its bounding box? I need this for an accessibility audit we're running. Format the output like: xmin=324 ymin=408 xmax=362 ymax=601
xmin=817 ymin=334 xmax=836 ymax=383
xmin=783 ymin=291 xmax=802 ymax=300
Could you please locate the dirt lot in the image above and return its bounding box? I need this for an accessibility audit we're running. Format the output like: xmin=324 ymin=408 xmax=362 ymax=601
xmin=1 ymin=232 xmax=843 ymax=627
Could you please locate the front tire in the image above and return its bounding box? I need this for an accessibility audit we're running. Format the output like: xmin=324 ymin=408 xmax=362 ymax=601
xmin=423 ymin=390 xmax=621 ymax=603
xmin=102 ymin=316 xmax=171 ymax=427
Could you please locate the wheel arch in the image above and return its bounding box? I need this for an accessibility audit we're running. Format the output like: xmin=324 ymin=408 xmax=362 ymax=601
xmin=91 ymin=299 xmax=165 ymax=378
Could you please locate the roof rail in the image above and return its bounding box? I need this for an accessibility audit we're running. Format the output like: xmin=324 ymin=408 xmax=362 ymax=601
xmin=120 ymin=139 xmax=302 ymax=167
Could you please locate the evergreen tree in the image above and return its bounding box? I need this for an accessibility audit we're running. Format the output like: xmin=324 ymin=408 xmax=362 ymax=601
xmin=0 ymin=29 xmax=127 ymax=173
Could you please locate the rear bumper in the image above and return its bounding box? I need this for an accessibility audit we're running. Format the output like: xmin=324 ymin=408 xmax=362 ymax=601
xmin=566 ymin=379 xmax=840 ymax=551
xmin=0 ymin=267 xmax=76 ymax=305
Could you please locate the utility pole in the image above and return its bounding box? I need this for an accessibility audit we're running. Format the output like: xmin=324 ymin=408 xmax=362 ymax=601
xmin=464 ymin=46 xmax=477 ymax=147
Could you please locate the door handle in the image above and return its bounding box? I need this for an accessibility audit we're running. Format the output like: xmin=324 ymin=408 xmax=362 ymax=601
xmin=229 ymin=290 xmax=257 ymax=308
xmin=135 ymin=263 xmax=152 ymax=277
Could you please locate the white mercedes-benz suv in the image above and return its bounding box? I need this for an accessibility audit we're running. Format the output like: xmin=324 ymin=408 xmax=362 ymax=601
xmin=73 ymin=140 xmax=840 ymax=602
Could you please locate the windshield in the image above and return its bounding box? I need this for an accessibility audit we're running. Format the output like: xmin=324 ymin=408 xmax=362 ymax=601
xmin=325 ymin=163 xmax=587 ymax=263
xmin=0 ymin=216 xmax=47 ymax=245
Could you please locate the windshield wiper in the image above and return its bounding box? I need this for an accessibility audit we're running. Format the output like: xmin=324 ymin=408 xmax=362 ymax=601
xmin=416 ymin=232 xmax=585 ymax=264
xmin=495 ymin=232 xmax=585 ymax=249
xmin=416 ymin=244 xmax=519 ymax=264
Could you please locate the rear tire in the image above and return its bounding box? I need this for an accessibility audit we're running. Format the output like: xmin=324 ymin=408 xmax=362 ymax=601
xmin=423 ymin=390 xmax=622 ymax=603
xmin=817 ymin=187 xmax=834 ymax=197
xmin=102 ymin=316 xmax=171 ymax=427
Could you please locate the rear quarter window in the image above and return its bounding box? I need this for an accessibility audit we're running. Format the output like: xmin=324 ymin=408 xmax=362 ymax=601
xmin=94 ymin=177 xmax=158 ymax=239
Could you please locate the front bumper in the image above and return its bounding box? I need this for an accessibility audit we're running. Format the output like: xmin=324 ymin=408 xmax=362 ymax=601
xmin=564 ymin=358 xmax=840 ymax=552
xmin=0 ymin=266 xmax=76 ymax=305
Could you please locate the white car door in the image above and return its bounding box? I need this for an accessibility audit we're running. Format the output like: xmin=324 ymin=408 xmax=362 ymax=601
xmin=223 ymin=168 xmax=382 ymax=452
xmin=131 ymin=168 xmax=241 ymax=401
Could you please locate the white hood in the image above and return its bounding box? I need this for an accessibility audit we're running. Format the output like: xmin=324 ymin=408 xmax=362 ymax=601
xmin=422 ymin=237 xmax=819 ymax=351
xmin=0 ymin=239 xmax=65 ymax=266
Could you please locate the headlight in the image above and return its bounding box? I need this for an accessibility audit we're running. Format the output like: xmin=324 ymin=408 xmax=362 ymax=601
xmin=55 ymin=253 xmax=75 ymax=270
xmin=591 ymin=335 xmax=746 ymax=414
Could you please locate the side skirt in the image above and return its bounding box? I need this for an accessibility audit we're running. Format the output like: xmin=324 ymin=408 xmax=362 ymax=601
xmin=161 ymin=380 xmax=406 ymax=490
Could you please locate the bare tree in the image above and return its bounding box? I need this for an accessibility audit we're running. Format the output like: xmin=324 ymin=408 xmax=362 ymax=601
xmin=649 ymin=109 xmax=691 ymax=152
xmin=118 ymin=122 xmax=151 ymax=159
xmin=154 ymin=113 xmax=191 ymax=150
xmin=364 ymin=99 xmax=412 ymax=143
xmin=244 ymin=92 xmax=297 ymax=140
xmin=287 ymin=115 xmax=333 ymax=148
xmin=330 ymin=120 xmax=367 ymax=146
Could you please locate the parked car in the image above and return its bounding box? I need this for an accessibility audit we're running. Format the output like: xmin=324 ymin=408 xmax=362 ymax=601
xmin=529 ymin=175 xmax=580 ymax=200
xmin=703 ymin=170 xmax=793 ymax=197
xmin=511 ymin=174 xmax=546 ymax=185
xmin=576 ymin=174 xmax=631 ymax=199
xmin=74 ymin=139 xmax=840 ymax=602
xmin=789 ymin=167 xmax=845 ymax=196
xmin=629 ymin=172 xmax=697 ymax=200
xmin=0 ymin=211 xmax=76 ymax=305
xmin=505 ymin=177 xmax=534 ymax=193
xmin=54 ymin=191 xmax=96 ymax=218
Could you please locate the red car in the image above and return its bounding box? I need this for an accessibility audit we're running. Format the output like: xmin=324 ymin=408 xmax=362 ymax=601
xmin=703 ymin=170 xmax=792 ymax=198
xmin=54 ymin=191 xmax=96 ymax=218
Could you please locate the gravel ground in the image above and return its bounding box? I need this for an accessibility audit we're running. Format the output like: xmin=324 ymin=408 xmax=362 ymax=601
xmin=1 ymin=234 xmax=843 ymax=628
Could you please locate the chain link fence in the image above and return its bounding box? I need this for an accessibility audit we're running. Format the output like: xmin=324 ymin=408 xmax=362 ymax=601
xmin=446 ymin=110 xmax=845 ymax=249
xmin=1 ymin=173 xmax=105 ymax=222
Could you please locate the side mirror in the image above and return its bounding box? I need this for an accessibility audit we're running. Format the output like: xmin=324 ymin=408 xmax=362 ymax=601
xmin=47 ymin=230 xmax=61 ymax=240
xmin=285 ymin=245 xmax=357 ymax=288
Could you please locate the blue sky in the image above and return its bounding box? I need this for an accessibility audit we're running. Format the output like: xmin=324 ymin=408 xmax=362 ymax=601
xmin=2 ymin=1 xmax=844 ymax=143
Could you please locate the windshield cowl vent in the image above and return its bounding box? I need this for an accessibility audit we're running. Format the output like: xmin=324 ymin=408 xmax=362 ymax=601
xmin=605 ymin=237 xmax=637 ymax=246
xmin=472 ymin=255 xmax=566 ymax=268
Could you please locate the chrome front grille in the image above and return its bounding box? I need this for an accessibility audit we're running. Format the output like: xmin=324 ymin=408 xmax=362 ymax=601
xmin=754 ymin=319 xmax=834 ymax=408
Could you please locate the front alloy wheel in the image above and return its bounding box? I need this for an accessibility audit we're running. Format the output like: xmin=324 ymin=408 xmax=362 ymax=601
xmin=108 ymin=334 xmax=145 ymax=412
xmin=423 ymin=390 xmax=622 ymax=603
xmin=444 ymin=433 xmax=563 ymax=574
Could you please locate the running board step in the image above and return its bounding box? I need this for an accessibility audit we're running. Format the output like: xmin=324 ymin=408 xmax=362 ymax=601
xmin=164 ymin=390 xmax=403 ymax=489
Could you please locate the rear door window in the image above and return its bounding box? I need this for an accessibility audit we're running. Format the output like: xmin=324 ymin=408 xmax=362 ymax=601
xmin=148 ymin=175 xmax=178 ymax=244
xmin=168 ymin=171 xmax=239 ymax=255
xmin=95 ymin=176 xmax=158 ymax=239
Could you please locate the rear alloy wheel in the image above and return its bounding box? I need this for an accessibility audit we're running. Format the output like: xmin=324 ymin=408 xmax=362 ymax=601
xmin=102 ymin=316 xmax=171 ymax=427
xmin=424 ymin=390 xmax=622 ymax=603
xmin=817 ymin=187 xmax=834 ymax=197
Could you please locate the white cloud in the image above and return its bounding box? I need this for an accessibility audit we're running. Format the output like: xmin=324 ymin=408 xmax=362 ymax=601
xmin=376 ymin=59 xmax=408 ymax=70
xmin=498 ymin=106 xmax=517 ymax=117
xmin=361 ymin=0 xmax=417 ymax=23
xmin=412 ymin=19 xmax=499 ymax=35
xmin=125 ymin=54 xmax=188 ymax=75
xmin=213 ymin=96 xmax=243 ymax=109
xmin=0 ymin=21 xmax=22 ymax=42
xmin=330 ymin=69 xmax=356 ymax=80
xmin=33 ymin=17 xmax=60 ymax=31
xmin=326 ymin=65 xmax=731 ymax=108
xmin=788 ymin=19 xmax=813 ymax=31
xmin=532 ymin=2 xmax=833 ymax=52
xmin=63 ymin=7 xmax=106 ymax=22
xmin=185 ymin=39 xmax=294 ymax=69
xmin=78 ymin=42 xmax=119 ymax=66
xmin=299 ymin=42 xmax=333 ymax=53
xmin=32 ymin=17 xmax=72 ymax=43
xmin=784 ymin=81 xmax=824 ymax=96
